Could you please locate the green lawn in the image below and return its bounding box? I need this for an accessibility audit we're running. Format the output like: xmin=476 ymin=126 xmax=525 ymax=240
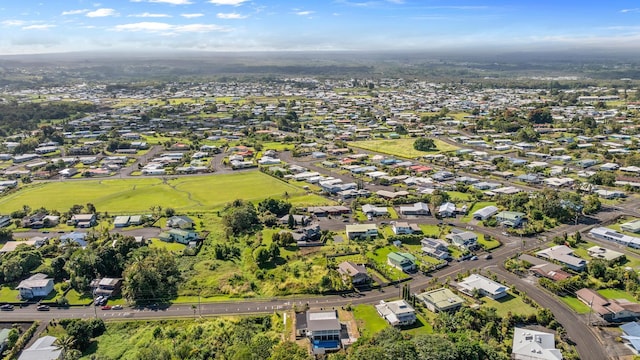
xmin=352 ymin=304 xmax=390 ymax=338
xmin=0 ymin=172 xmax=329 ymax=214
xmin=447 ymin=191 xmax=472 ymax=201
xmin=559 ymin=296 xmax=591 ymax=314
xmin=404 ymin=313 xmax=434 ymax=336
xmin=478 ymin=234 xmax=501 ymax=251
xmin=481 ymin=292 xmax=537 ymax=317
xmin=0 ymin=286 xmax=20 ymax=302
xmin=149 ymin=239 xmax=187 ymax=252
xmin=419 ymin=224 xmax=442 ymax=237
xmin=598 ymin=288 xmax=637 ymax=302
xmin=350 ymin=138 xmax=459 ymax=158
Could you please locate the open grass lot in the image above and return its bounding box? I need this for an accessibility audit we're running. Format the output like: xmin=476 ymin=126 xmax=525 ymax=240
xmin=481 ymin=292 xmax=537 ymax=317
xmin=478 ymin=234 xmax=501 ymax=251
xmin=149 ymin=239 xmax=187 ymax=253
xmin=0 ymin=286 xmax=20 ymax=302
xmin=598 ymin=288 xmax=637 ymax=302
xmin=0 ymin=172 xmax=330 ymax=214
xmin=559 ymin=296 xmax=591 ymax=314
xmin=261 ymin=141 xmax=294 ymax=151
xmin=350 ymin=138 xmax=459 ymax=158
xmin=447 ymin=191 xmax=472 ymax=201
xmin=352 ymin=304 xmax=390 ymax=338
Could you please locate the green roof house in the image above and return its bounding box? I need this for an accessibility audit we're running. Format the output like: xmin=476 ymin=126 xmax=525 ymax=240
xmin=387 ymin=252 xmax=416 ymax=272
xmin=495 ymin=211 xmax=526 ymax=227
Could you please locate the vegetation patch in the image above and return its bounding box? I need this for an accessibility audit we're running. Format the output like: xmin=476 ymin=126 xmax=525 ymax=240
xmin=350 ymin=138 xmax=458 ymax=158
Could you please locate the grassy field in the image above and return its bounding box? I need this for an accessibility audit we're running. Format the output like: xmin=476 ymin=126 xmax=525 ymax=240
xmin=350 ymin=138 xmax=459 ymax=158
xmin=0 ymin=172 xmax=330 ymax=214
xmin=149 ymin=239 xmax=187 ymax=252
xmin=0 ymin=286 xmax=20 ymax=302
xmin=352 ymin=304 xmax=389 ymax=338
xmin=598 ymin=288 xmax=637 ymax=302
xmin=478 ymin=234 xmax=501 ymax=251
xmin=559 ymin=296 xmax=591 ymax=314
xmin=481 ymin=292 xmax=537 ymax=317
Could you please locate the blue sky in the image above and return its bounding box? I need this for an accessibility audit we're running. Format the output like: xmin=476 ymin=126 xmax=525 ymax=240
xmin=1 ymin=0 xmax=639 ymax=54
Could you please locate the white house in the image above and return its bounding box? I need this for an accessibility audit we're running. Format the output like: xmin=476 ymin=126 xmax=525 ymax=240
xmin=458 ymin=274 xmax=509 ymax=299
xmin=17 ymin=273 xmax=54 ymax=299
xmin=375 ymin=300 xmax=416 ymax=326
xmin=472 ymin=205 xmax=498 ymax=221
xmin=512 ymin=327 xmax=562 ymax=360
xmin=391 ymin=221 xmax=413 ymax=235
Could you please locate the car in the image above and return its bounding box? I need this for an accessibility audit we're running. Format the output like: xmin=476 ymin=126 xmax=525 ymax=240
xmin=342 ymin=218 xmax=349 ymax=222
xmin=57 ymin=230 xmax=65 ymax=234
xmin=41 ymin=230 xmax=50 ymax=233
xmin=501 ymin=232 xmax=510 ymax=237
xmin=36 ymin=304 xmax=50 ymax=311
xmin=380 ymin=222 xmax=387 ymax=225
xmin=0 ymin=304 xmax=14 ymax=311
xmin=94 ymin=296 xmax=104 ymax=305
xmin=112 ymin=305 xmax=123 ymax=310
xmin=470 ymin=256 xmax=478 ymax=261
xmin=101 ymin=305 xmax=112 ymax=310
xmin=484 ymin=254 xmax=493 ymax=260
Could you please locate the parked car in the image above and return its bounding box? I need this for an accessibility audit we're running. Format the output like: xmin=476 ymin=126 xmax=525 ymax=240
xmin=36 ymin=304 xmax=50 ymax=311
xmin=484 ymin=254 xmax=493 ymax=260
xmin=470 ymin=256 xmax=478 ymax=261
xmin=101 ymin=305 xmax=112 ymax=310
xmin=112 ymin=305 xmax=123 ymax=310
xmin=0 ymin=304 xmax=14 ymax=311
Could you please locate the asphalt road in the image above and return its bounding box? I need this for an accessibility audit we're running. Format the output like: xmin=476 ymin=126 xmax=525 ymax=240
xmin=6 ymin=148 xmax=640 ymax=359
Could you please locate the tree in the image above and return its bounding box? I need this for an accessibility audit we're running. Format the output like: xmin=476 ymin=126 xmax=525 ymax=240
xmin=253 ymin=247 xmax=271 ymax=268
xmin=268 ymin=341 xmax=311 ymax=360
xmin=413 ymin=138 xmax=436 ymax=151
xmin=222 ymin=200 xmax=260 ymax=236
xmin=527 ymin=108 xmax=552 ymax=124
xmin=86 ymin=203 xmax=97 ymax=214
xmin=515 ymin=127 xmax=539 ymax=142
xmin=122 ymin=249 xmax=181 ymax=304
xmin=54 ymin=335 xmax=77 ymax=353
xmin=287 ymin=214 xmax=295 ymax=229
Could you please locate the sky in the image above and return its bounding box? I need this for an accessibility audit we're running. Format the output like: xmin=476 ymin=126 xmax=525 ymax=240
xmin=1 ymin=0 xmax=640 ymax=55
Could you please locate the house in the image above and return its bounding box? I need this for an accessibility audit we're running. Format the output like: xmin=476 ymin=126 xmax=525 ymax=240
xmin=59 ymin=232 xmax=87 ymax=248
xmin=621 ymin=220 xmax=640 ymax=233
xmin=438 ymin=202 xmax=456 ymax=218
xmin=90 ymin=278 xmax=123 ymax=297
xmin=337 ymin=261 xmax=370 ymax=285
xmin=166 ymin=215 xmax=194 ymax=229
xmin=279 ymin=214 xmax=310 ymax=227
xmin=594 ymin=189 xmax=626 ymax=199
xmin=392 ymin=221 xmax=413 ymax=235
xmin=361 ymin=204 xmax=388 ymax=217
xmin=158 ymin=229 xmax=199 ymax=244
xmin=387 ymin=252 xmax=416 ymax=272
xmin=512 ymin=327 xmax=562 ymax=360
xmin=345 ymin=224 xmax=378 ymax=240
xmin=67 ymin=214 xmax=96 ymax=228
xmin=416 ymin=288 xmax=464 ymax=313
xmin=576 ymin=288 xmax=640 ymax=322
xmin=0 ymin=215 xmax=12 ymax=228
xmin=587 ymin=246 xmax=624 ymax=262
xmin=296 ymin=310 xmax=342 ymax=354
xmin=495 ymin=211 xmax=526 ymax=227
xmin=17 ymin=273 xmax=54 ymax=299
xmin=0 ymin=329 xmax=11 ymax=353
xmin=113 ymin=216 xmax=130 ymax=228
xmin=536 ymin=245 xmax=588 ymax=271
xmin=620 ymin=322 xmax=640 ymax=353
xmin=398 ymin=202 xmax=430 ymax=216
xmin=420 ymin=238 xmax=450 ymax=259
xmin=292 ymin=225 xmax=322 ymax=247
xmin=307 ymin=206 xmax=351 ymax=217
xmin=375 ymin=300 xmax=417 ymax=326
xmin=17 ymin=336 xmax=63 ymax=360
xmin=458 ymin=274 xmax=509 ymax=299
xmin=589 ymin=227 xmax=640 ymax=249
xmin=446 ymin=230 xmax=478 ymax=250
xmin=472 ymin=205 xmax=498 ymax=221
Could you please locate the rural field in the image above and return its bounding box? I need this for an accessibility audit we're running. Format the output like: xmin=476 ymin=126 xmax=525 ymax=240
xmin=350 ymin=138 xmax=459 ymax=158
xmin=0 ymin=171 xmax=329 ymax=214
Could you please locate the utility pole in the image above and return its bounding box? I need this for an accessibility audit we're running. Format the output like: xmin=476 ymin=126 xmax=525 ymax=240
xmin=587 ymin=295 xmax=594 ymax=326
xmin=198 ymin=289 xmax=202 ymax=318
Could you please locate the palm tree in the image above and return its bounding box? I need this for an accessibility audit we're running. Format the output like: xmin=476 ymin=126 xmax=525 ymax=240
xmin=53 ymin=335 xmax=76 ymax=354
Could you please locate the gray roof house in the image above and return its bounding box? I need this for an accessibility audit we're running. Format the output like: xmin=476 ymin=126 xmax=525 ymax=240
xmin=166 ymin=215 xmax=194 ymax=229
xmin=512 ymin=327 xmax=562 ymax=360
xmin=375 ymin=300 xmax=416 ymax=326
xmin=17 ymin=336 xmax=63 ymax=360
xmin=17 ymin=273 xmax=54 ymax=300
xmin=446 ymin=231 xmax=478 ymax=250
xmin=536 ymin=245 xmax=587 ymax=272
xmin=458 ymin=274 xmax=509 ymax=300
xmin=337 ymin=261 xmax=370 ymax=285
xmin=472 ymin=205 xmax=499 ymax=221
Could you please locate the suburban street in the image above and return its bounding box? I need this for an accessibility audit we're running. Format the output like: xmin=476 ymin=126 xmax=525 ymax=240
xmin=4 ymin=147 xmax=640 ymax=360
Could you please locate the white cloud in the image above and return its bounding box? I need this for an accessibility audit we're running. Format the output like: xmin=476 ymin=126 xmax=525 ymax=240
xmin=217 ymin=12 xmax=247 ymax=19
xmin=22 ymin=24 xmax=56 ymax=30
xmin=621 ymin=8 xmax=640 ymax=13
xmin=209 ymin=0 xmax=248 ymax=6
xmin=62 ymin=9 xmax=89 ymax=16
xmin=86 ymin=8 xmax=118 ymax=17
xmin=386 ymin=0 xmax=404 ymax=3
xmin=181 ymin=13 xmax=204 ymax=18
xmin=1 ymin=20 xmax=26 ymax=27
xmin=113 ymin=22 xmax=229 ymax=33
xmin=130 ymin=12 xmax=172 ymax=18
xmin=295 ymin=11 xmax=314 ymax=16
xmin=131 ymin=0 xmax=193 ymax=4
